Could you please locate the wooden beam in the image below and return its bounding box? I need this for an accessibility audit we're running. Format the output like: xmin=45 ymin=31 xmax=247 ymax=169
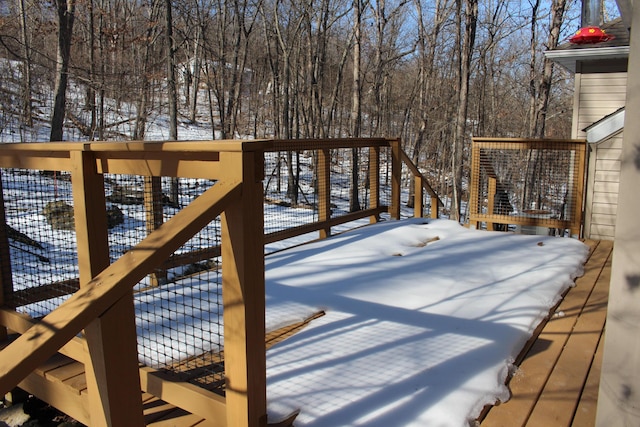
xmin=389 ymin=139 xmax=402 ymax=220
xmin=139 ymin=367 xmax=227 ymax=426
xmin=318 ymin=148 xmax=331 ymax=239
xmin=414 ymin=175 xmax=424 ymax=218
xmin=71 ymin=150 xmax=144 ymax=426
xmin=0 ymin=179 xmax=242 ymax=397
xmin=399 ymin=148 xmax=442 ymax=207
xmin=263 ymin=207 xmax=386 ymax=246
xmin=269 ymin=138 xmax=390 ymax=151
xmin=221 ymin=151 xmax=268 ymax=427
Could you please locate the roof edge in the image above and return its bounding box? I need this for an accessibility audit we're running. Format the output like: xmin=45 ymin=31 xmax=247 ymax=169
xmin=545 ymin=46 xmax=629 ymax=73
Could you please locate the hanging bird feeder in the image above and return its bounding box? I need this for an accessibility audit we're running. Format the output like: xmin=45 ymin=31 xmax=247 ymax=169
xmin=569 ymin=26 xmax=614 ymax=44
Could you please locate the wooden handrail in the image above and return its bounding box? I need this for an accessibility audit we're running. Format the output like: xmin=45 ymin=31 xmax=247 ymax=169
xmin=399 ymin=149 xmax=444 ymax=208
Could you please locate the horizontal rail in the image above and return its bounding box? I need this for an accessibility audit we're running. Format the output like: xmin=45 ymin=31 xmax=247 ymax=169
xmin=269 ymin=137 xmax=392 ymax=151
xmin=472 ymin=139 xmax=586 ymax=150
xmin=0 ymin=140 xmax=273 ymax=179
xmin=471 ymin=214 xmax=573 ymax=229
xmin=264 ymin=207 xmax=387 ymax=245
xmin=399 ymin=149 xmax=443 ymax=208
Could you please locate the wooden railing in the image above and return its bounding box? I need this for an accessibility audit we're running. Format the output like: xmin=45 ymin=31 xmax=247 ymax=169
xmin=0 ymin=138 xmax=440 ymax=426
xmin=0 ymin=141 xmax=267 ymax=426
xmin=468 ymin=137 xmax=586 ymax=237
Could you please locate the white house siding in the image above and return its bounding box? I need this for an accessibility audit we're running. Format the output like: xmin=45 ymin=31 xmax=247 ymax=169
xmin=573 ymin=65 xmax=626 ymax=241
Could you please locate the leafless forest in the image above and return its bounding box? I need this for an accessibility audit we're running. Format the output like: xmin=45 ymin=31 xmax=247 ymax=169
xmin=0 ymin=0 xmax=615 ymax=218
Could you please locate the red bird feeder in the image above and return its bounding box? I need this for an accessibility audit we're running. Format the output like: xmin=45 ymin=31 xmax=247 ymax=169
xmin=569 ymin=26 xmax=614 ymax=44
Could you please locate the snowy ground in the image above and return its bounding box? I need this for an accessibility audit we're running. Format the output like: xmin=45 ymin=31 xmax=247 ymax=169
xmin=262 ymin=218 xmax=588 ymax=427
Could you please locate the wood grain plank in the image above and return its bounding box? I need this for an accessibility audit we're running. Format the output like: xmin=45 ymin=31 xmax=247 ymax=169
xmin=481 ymin=240 xmax=610 ymax=427
xmin=571 ymin=330 xmax=605 ymax=427
xmin=526 ymin=242 xmax=611 ymax=426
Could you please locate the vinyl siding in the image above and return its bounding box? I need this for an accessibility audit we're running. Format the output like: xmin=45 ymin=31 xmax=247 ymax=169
xmin=576 ymin=71 xmax=626 ymax=241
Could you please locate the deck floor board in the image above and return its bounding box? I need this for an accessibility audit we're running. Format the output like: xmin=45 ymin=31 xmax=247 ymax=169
xmin=481 ymin=239 xmax=612 ymax=427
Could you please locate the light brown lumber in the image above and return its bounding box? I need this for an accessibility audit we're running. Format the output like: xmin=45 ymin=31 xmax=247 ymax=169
xmin=17 ymin=370 xmax=90 ymax=425
xmin=149 ymin=411 xmax=207 ymax=427
xmin=44 ymin=360 xmax=85 ymax=386
xmin=571 ymin=330 xmax=605 ymax=427
xmin=481 ymin=240 xmax=610 ymax=426
xmin=526 ymin=241 xmax=612 ymax=426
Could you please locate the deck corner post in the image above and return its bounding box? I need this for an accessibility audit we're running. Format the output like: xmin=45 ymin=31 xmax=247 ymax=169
xmin=71 ymin=150 xmax=144 ymax=426
xmin=221 ymin=149 xmax=268 ymax=427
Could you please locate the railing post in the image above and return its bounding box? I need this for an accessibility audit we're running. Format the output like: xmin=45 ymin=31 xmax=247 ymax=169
xmin=221 ymin=148 xmax=267 ymax=427
xmin=390 ymin=139 xmax=402 ymax=220
xmin=369 ymin=146 xmax=380 ymax=223
xmin=468 ymin=139 xmax=481 ymax=229
xmin=318 ymin=148 xmax=332 ymax=238
xmin=414 ymin=175 xmax=424 ymax=218
xmin=571 ymin=142 xmax=587 ymax=238
xmin=144 ymin=176 xmax=167 ymax=286
xmin=71 ymin=150 xmax=144 ymax=427
xmin=487 ymin=177 xmax=497 ymax=231
xmin=430 ymin=192 xmax=439 ymax=219
xmin=0 ymin=171 xmax=11 ymax=341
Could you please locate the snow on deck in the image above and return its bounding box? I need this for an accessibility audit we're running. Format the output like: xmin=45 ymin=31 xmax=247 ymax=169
xmin=264 ymin=219 xmax=589 ymax=427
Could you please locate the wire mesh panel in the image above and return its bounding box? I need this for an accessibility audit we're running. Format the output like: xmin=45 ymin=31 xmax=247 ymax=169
xmin=0 ymin=165 xmax=226 ymax=392
xmin=263 ymin=140 xmax=394 ymax=253
xmin=263 ymin=147 xmax=320 ymax=235
xmin=1 ymin=169 xmax=79 ymax=317
xmin=105 ymin=174 xmax=226 ymax=391
xmin=469 ymin=138 xmax=586 ymax=236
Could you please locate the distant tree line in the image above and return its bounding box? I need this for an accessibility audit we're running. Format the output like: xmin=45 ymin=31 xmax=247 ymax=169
xmin=0 ymin=0 xmax=581 ymax=219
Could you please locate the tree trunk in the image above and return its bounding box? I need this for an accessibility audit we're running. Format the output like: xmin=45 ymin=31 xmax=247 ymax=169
xmin=165 ymin=0 xmax=178 ymax=141
xmin=350 ymin=0 xmax=363 ymax=212
xmin=18 ymin=0 xmax=33 ymax=128
xmin=165 ymin=0 xmax=179 ymax=205
xmin=50 ymin=0 xmax=76 ymax=142
xmin=451 ymin=0 xmax=477 ymax=222
xmin=532 ymin=0 xmax=567 ymax=138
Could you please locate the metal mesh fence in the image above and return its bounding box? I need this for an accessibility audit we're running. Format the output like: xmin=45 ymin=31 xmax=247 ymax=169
xmin=469 ymin=139 xmax=586 ymax=236
xmin=0 ymin=138 xmax=414 ymax=396
xmin=1 ymin=168 xmax=225 ymax=392
xmin=263 ymin=142 xmax=393 ymax=252
xmin=1 ymin=169 xmax=79 ymax=316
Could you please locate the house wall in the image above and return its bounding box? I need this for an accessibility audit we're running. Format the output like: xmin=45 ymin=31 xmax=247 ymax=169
xmin=597 ymin=4 xmax=640 ymax=424
xmin=572 ymin=63 xmax=626 ymax=240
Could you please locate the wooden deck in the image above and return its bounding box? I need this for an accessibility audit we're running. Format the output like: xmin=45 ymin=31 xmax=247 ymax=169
xmin=480 ymin=239 xmax=612 ymax=427
xmin=3 ymin=240 xmax=611 ymax=426
xmin=0 ymin=311 xmax=324 ymax=427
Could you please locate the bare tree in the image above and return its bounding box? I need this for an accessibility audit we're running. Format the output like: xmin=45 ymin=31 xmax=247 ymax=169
xmin=50 ymin=0 xmax=76 ymax=142
xmin=349 ymin=0 xmax=365 ymax=212
xmin=450 ymin=0 xmax=477 ymax=222
xmin=17 ymin=0 xmax=33 ymax=127
xmin=531 ymin=0 xmax=567 ymax=138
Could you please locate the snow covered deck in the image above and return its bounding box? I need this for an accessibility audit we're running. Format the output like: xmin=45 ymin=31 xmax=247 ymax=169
xmin=142 ymin=233 xmax=607 ymax=427
xmin=1 ymin=222 xmax=609 ymax=427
